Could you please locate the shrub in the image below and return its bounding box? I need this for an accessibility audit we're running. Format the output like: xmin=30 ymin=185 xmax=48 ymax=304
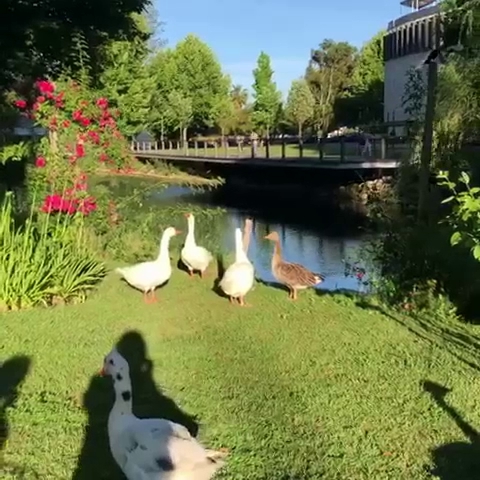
xmin=13 ymin=77 xmax=135 ymax=223
xmin=367 ymin=220 xmax=480 ymax=320
xmin=0 ymin=192 xmax=106 ymax=310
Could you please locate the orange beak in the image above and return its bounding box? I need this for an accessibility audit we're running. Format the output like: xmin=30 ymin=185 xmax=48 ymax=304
xmin=99 ymin=367 xmax=106 ymax=376
xmin=175 ymin=229 xmax=182 ymax=235
xmin=184 ymin=213 xmax=191 ymax=218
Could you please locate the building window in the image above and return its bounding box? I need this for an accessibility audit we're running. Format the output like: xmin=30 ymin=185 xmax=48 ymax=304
xmin=426 ymin=18 xmax=433 ymax=49
xmin=408 ymin=24 xmax=414 ymax=54
xmin=399 ymin=28 xmax=404 ymax=56
xmin=413 ymin=22 xmax=419 ymax=53
xmin=419 ymin=21 xmax=426 ymax=50
xmin=389 ymin=32 xmax=394 ymax=59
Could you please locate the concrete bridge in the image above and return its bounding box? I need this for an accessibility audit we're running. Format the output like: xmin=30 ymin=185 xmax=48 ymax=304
xmin=131 ymin=139 xmax=403 ymax=183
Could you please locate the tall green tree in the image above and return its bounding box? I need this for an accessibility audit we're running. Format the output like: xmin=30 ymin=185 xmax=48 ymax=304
xmin=252 ymin=52 xmax=281 ymax=136
xmin=98 ymin=14 xmax=155 ymax=137
xmin=213 ymin=95 xmax=235 ymax=143
xmin=170 ymin=35 xmax=230 ymax=131
xmin=306 ymin=39 xmax=357 ymax=133
xmin=166 ymin=90 xmax=193 ymax=145
xmin=285 ymin=79 xmax=315 ymax=137
xmin=0 ymin=0 xmax=150 ymax=90
xmin=230 ymin=85 xmax=251 ymax=134
xmin=335 ymin=31 xmax=384 ymax=126
xmin=149 ymin=48 xmax=178 ymax=138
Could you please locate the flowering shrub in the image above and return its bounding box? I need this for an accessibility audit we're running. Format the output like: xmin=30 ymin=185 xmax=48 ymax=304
xmin=14 ymin=77 xmax=135 ymax=216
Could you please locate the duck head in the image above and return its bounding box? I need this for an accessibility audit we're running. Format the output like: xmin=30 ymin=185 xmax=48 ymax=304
xmin=100 ymin=348 xmax=129 ymax=377
xmin=264 ymin=231 xmax=280 ymax=242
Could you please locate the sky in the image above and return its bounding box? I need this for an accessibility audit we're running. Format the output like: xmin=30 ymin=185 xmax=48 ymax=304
xmin=156 ymin=0 xmax=413 ymax=98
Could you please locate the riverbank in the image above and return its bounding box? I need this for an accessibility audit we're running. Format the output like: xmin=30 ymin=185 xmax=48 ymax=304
xmin=2 ymin=270 xmax=480 ymax=479
xmin=97 ymin=161 xmax=224 ymax=187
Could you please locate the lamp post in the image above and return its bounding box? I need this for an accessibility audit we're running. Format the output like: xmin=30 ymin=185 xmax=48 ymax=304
xmin=417 ymin=14 xmax=463 ymax=222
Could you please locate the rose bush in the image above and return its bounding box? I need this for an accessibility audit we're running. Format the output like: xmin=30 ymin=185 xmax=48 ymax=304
xmin=14 ymin=77 xmax=135 ymax=217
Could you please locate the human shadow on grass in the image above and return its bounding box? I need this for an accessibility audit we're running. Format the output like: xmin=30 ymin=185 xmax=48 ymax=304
xmin=0 ymin=356 xmax=35 ymax=478
xmin=72 ymin=330 xmax=199 ymax=480
xmin=0 ymin=355 xmax=31 ymax=452
xmin=355 ymin=301 xmax=480 ymax=373
xmin=423 ymin=380 xmax=480 ymax=479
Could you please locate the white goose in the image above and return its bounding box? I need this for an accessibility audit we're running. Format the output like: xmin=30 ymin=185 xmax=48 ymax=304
xmin=219 ymin=219 xmax=254 ymax=306
xmin=116 ymin=227 xmax=180 ymax=303
xmin=101 ymin=349 xmax=227 ymax=480
xmin=180 ymin=213 xmax=213 ymax=278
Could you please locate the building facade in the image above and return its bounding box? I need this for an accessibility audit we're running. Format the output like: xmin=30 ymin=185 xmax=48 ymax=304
xmin=383 ymin=0 xmax=441 ymax=134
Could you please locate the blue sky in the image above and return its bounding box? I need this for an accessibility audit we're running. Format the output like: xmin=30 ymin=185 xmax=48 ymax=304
xmin=156 ymin=0 xmax=411 ymax=98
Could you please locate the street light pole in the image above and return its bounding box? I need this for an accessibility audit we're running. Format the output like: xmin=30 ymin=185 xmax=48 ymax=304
xmin=417 ymin=14 xmax=442 ymax=223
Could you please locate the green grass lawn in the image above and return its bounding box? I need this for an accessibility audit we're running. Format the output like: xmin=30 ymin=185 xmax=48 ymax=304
xmin=2 ymin=269 xmax=480 ymax=479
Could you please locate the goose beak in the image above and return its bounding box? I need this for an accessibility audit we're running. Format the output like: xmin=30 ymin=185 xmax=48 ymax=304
xmin=175 ymin=229 xmax=182 ymax=235
xmin=99 ymin=367 xmax=106 ymax=376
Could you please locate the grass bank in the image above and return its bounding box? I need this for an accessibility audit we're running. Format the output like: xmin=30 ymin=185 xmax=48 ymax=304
xmin=2 ymin=270 xmax=480 ymax=479
xmin=99 ymin=160 xmax=223 ymax=187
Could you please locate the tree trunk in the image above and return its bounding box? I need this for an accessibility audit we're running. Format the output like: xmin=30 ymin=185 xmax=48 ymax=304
xmin=180 ymin=126 xmax=187 ymax=148
xmin=298 ymin=123 xmax=303 ymax=139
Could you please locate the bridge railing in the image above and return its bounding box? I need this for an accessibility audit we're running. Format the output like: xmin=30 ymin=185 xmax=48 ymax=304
xmin=131 ymin=136 xmax=411 ymax=163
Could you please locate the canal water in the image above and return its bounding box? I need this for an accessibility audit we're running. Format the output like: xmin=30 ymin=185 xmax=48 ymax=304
xmin=146 ymin=184 xmax=374 ymax=293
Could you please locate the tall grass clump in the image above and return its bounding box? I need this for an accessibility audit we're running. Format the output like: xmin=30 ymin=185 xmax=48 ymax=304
xmin=0 ymin=192 xmax=106 ymax=310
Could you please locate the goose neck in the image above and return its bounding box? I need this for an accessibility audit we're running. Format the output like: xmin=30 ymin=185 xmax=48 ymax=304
xmin=185 ymin=217 xmax=196 ymax=246
xmin=157 ymin=232 xmax=172 ymax=261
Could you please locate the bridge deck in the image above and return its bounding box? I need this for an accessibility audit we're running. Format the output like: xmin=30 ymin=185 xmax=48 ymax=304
xmin=134 ymin=151 xmax=399 ymax=170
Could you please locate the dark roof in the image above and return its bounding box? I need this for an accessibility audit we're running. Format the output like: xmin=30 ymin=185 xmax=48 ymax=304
xmin=400 ymin=0 xmax=437 ymax=8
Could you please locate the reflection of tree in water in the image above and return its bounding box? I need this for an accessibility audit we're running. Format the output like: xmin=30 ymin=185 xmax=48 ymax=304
xmin=73 ymin=330 xmax=199 ymax=480
xmin=423 ymin=380 xmax=480 ymax=480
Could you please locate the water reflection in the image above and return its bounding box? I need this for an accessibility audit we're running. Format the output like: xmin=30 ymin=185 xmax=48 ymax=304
xmin=149 ymin=185 xmax=372 ymax=293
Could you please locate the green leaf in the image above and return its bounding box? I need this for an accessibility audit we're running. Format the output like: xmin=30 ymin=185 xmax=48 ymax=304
xmin=450 ymin=231 xmax=462 ymax=246
xmin=441 ymin=196 xmax=455 ymax=204
xmin=460 ymin=171 xmax=470 ymax=185
xmin=473 ymin=244 xmax=480 ymax=261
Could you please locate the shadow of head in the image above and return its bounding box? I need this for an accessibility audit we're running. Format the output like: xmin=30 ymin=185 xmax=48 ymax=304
xmin=0 ymin=355 xmax=31 ymax=399
xmin=422 ymin=380 xmax=451 ymax=401
xmin=115 ymin=330 xmax=199 ymax=437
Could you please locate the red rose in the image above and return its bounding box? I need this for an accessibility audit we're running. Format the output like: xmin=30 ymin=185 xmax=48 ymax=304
xmin=96 ymin=98 xmax=109 ymax=109
xmin=14 ymin=99 xmax=27 ymax=109
xmin=37 ymin=95 xmax=46 ymax=104
xmin=72 ymin=110 xmax=83 ymax=121
xmin=75 ymin=143 xmax=85 ymax=158
xmin=35 ymin=79 xmax=55 ymax=94
xmin=35 ymin=156 xmax=46 ymax=168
